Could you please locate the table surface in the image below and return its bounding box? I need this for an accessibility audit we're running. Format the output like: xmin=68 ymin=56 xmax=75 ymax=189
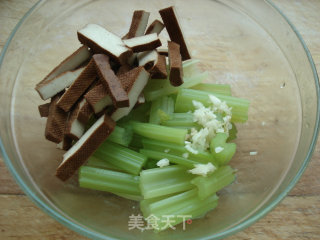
xmin=0 ymin=0 xmax=319 ymax=239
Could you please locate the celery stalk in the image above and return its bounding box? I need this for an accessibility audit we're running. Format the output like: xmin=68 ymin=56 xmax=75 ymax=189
xmin=140 ymin=189 xmax=219 ymax=231
xmin=175 ymin=89 xmax=250 ymax=122
xmin=141 ymin=138 xmax=215 ymax=164
xmin=131 ymin=121 xmax=187 ymax=145
xmin=86 ymin=156 xmax=123 ymax=171
xmin=139 ymin=165 xmax=194 ymax=199
xmin=114 ymin=192 xmax=143 ymax=201
xmin=79 ymin=166 xmax=140 ymax=195
xmin=144 ymin=72 xmax=208 ymax=101
xmin=94 ymin=142 xmax=147 ymax=175
xmin=144 ymin=158 xmax=159 ymax=169
xmin=140 ymin=149 xmax=199 ymax=168
xmin=227 ymin=122 xmax=237 ymax=142
xmin=192 ymin=83 xmax=232 ymax=96
xmin=149 ymin=96 xmax=174 ymax=124
xmin=191 ymin=165 xmax=235 ymax=200
xmin=130 ymin=134 xmax=144 ymax=148
xmin=107 ymin=126 xmax=133 ymax=147
xmin=162 ymin=113 xmax=196 ymax=127
xmin=118 ymin=102 xmax=151 ymax=124
xmin=210 ymin=133 xmax=236 ymax=165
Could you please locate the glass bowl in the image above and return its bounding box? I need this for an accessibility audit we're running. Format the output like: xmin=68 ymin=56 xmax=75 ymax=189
xmin=0 ymin=0 xmax=319 ymax=239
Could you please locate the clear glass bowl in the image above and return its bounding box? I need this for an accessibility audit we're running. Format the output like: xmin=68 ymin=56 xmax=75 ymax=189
xmin=0 ymin=0 xmax=319 ymax=239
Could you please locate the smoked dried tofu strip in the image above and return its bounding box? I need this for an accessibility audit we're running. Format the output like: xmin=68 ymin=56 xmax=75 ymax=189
xmin=56 ymin=114 xmax=115 ymax=181
xmin=78 ymin=24 xmax=132 ymax=64
xmin=159 ymin=6 xmax=191 ymax=60
xmin=92 ymin=54 xmax=129 ymax=108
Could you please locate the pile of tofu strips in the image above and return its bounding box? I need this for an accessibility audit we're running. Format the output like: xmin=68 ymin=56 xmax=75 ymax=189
xmin=35 ymin=6 xmax=191 ymax=181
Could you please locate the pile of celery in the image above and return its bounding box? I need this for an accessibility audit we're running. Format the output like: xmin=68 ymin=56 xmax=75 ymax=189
xmin=78 ymin=60 xmax=250 ymax=231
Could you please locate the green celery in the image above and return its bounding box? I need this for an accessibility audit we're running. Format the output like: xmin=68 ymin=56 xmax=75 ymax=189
xmin=210 ymin=133 xmax=236 ymax=165
xmin=175 ymin=88 xmax=250 ymax=122
xmin=118 ymin=102 xmax=151 ymax=124
xmin=227 ymin=122 xmax=238 ymax=142
xmin=79 ymin=166 xmax=140 ymax=195
xmin=149 ymin=96 xmax=174 ymax=124
xmin=144 ymin=159 xmax=159 ymax=169
xmin=140 ymin=149 xmax=199 ymax=168
xmin=140 ymin=189 xmax=219 ymax=231
xmin=144 ymin=72 xmax=208 ymax=101
xmin=191 ymin=165 xmax=235 ymax=200
xmin=107 ymin=126 xmax=133 ymax=147
xmin=162 ymin=112 xmax=196 ymax=127
xmin=131 ymin=121 xmax=187 ymax=145
xmin=139 ymin=165 xmax=194 ymax=199
xmin=141 ymin=138 xmax=215 ymax=164
xmin=94 ymin=142 xmax=147 ymax=175
xmin=86 ymin=156 xmax=123 ymax=171
xmin=129 ymin=134 xmax=144 ymax=148
xmin=192 ymin=83 xmax=232 ymax=96
xmin=115 ymin=192 xmax=143 ymax=201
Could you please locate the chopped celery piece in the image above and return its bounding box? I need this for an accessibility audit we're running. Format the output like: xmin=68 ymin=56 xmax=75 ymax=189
xmin=118 ymin=102 xmax=151 ymax=124
xmin=94 ymin=142 xmax=147 ymax=175
xmin=191 ymin=165 xmax=235 ymax=200
xmin=79 ymin=166 xmax=140 ymax=195
xmin=144 ymin=72 xmax=208 ymax=101
xmin=130 ymin=134 xmax=144 ymax=148
xmin=227 ymin=122 xmax=237 ymax=142
xmin=144 ymin=79 xmax=167 ymax=93
xmin=210 ymin=133 xmax=236 ymax=165
xmin=86 ymin=156 xmax=123 ymax=171
xmin=140 ymin=149 xmax=201 ymax=168
xmin=115 ymin=192 xmax=143 ymax=201
xmin=144 ymin=158 xmax=159 ymax=169
xmin=149 ymin=96 xmax=174 ymax=124
xmin=175 ymin=88 xmax=250 ymax=123
xmin=162 ymin=112 xmax=196 ymax=127
xmin=141 ymin=138 xmax=215 ymax=164
xmin=140 ymin=189 xmax=218 ymax=231
xmin=139 ymin=165 xmax=194 ymax=199
xmin=157 ymin=109 xmax=171 ymax=123
xmin=192 ymin=83 xmax=232 ymax=96
xmin=131 ymin=121 xmax=187 ymax=145
xmin=107 ymin=126 xmax=133 ymax=147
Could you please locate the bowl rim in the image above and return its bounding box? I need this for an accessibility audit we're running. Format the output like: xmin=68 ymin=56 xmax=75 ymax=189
xmin=0 ymin=0 xmax=319 ymax=239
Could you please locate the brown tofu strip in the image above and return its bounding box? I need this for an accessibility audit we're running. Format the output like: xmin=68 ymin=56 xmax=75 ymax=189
xmin=56 ymin=114 xmax=116 ymax=181
xmin=57 ymin=136 xmax=73 ymax=151
xmin=92 ymin=54 xmax=129 ymax=108
xmin=150 ymin=54 xmax=168 ymax=79
xmin=159 ymin=6 xmax=191 ymax=60
xmin=35 ymin=46 xmax=90 ymax=100
xmin=145 ymin=20 xmax=165 ymax=35
xmin=57 ymin=59 xmax=97 ymax=112
xmin=45 ymin=93 xmax=68 ymax=143
xmin=65 ymin=101 xmax=86 ymax=141
xmin=38 ymin=103 xmax=50 ymax=117
xmin=84 ymin=84 xmax=112 ymax=114
xmin=123 ymin=33 xmax=161 ymax=53
xmin=168 ymin=41 xmax=183 ymax=86
xmin=78 ymin=24 xmax=132 ymax=64
xmin=77 ymin=99 xmax=94 ymax=125
xmin=127 ymin=10 xmax=150 ymax=39
xmin=111 ymin=67 xmax=150 ymax=121
xmin=36 ymin=67 xmax=84 ymax=101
